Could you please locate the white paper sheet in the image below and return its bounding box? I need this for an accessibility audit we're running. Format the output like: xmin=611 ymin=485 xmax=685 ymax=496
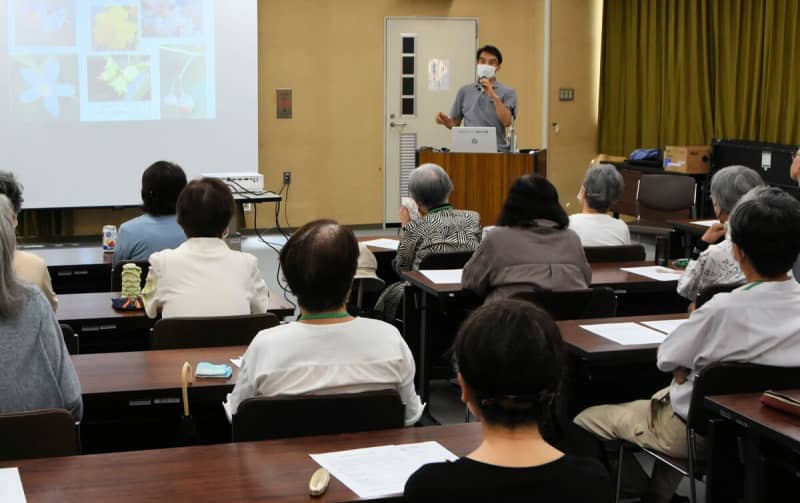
xmin=230 ymin=357 xmax=242 ymax=368
xmin=641 ymin=319 xmax=686 ymax=335
xmin=580 ymin=322 xmax=668 ymax=346
xmin=310 ymin=441 xmax=457 ymax=499
xmin=621 ymin=266 xmax=683 ymax=282
xmin=360 ymin=238 xmax=400 ymax=251
xmin=689 ymin=219 xmax=720 ymax=227
xmin=419 ymin=269 xmax=463 ymax=285
xmin=0 ymin=468 xmax=26 ymax=503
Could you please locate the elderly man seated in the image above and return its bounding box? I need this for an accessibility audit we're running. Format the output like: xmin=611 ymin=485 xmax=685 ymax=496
xmin=569 ymin=163 xmax=630 ymax=246
xmin=376 ymin=163 xmax=480 ymax=321
xmin=224 ymin=219 xmax=423 ymax=425
xmin=676 ymin=165 xmax=764 ymax=305
xmin=575 ymin=186 xmax=800 ymax=503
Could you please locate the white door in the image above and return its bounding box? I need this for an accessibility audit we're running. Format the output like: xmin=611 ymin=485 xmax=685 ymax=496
xmin=384 ymin=18 xmax=478 ymax=224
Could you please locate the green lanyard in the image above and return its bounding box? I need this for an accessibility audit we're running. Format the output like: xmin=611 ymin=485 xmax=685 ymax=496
xmin=298 ymin=312 xmax=351 ymax=321
xmin=428 ymin=204 xmax=453 ymax=214
xmin=743 ymin=281 xmax=763 ymax=291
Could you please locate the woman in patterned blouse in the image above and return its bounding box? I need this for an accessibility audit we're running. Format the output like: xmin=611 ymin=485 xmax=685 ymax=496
xmin=676 ymin=165 xmax=764 ymax=306
xmin=375 ymin=163 xmax=480 ymax=321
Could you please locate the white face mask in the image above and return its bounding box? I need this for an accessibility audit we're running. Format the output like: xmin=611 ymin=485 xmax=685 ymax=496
xmin=476 ymin=64 xmax=496 ymax=80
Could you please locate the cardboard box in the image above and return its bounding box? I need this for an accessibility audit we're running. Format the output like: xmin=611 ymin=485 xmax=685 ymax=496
xmin=663 ymin=145 xmax=712 ymax=174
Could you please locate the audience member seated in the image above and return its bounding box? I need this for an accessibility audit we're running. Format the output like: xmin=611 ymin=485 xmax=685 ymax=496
xmin=404 ymin=299 xmax=612 ymax=502
xmin=676 ymin=165 xmax=764 ymax=304
xmin=376 ymin=163 xmax=480 ymax=320
xmin=0 ymin=172 xmax=57 ymax=311
xmin=142 ymin=178 xmax=268 ymax=319
xmin=462 ymin=174 xmax=591 ymax=301
xmin=224 ymin=219 xmax=423 ymax=425
xmin=574 ymin=186 xmax=800 ymax=503
xmin=113 ymin=161 xmax=188 ymax=268
xmin=0 ymin=199 xmax=82 ymax=420
xmin=569 ymin=164 xmax=631 ymax=246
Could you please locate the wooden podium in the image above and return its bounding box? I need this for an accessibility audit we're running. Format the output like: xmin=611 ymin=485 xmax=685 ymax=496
xmin=418 ymin=149 xmax=547 ymax=227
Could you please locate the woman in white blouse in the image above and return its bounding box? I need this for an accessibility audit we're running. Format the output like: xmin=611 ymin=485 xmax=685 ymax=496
xmin=142 ymin=178 xmax=268 ymax=318
xmin=676 ymin=165 xmax=764 ymax=305
xmin=569 ymin=164 xmax=631 ymax=246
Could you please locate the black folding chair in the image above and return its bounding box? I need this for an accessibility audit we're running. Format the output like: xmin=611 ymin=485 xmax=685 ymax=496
xmin=232 ymin=390 xmax=405 ymax=442
xmin=0 ymin=409 xmax=79 ymax=461
xmin=150 ymin=312 xmax=280 ymax=349
xmin=694 ymin=282 xmax=744 ymax=309
xmin=512 ymin=287 xmax=618 ymax=321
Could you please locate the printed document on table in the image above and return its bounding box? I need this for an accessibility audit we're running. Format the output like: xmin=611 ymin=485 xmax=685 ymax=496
xmin=230 ymin=357 xmax=243 ymax=368
xmin=580 ymin=322 xmax=669 ymax=345
xmin=0 ymin=468 xmax=26 ymax=503
xmin=690 ymin=219 xmax=719 ymax=227
xmin=360 ymin=239 xmax=400 ymax=251
xmin=641 ymin=319 xmax=686 ymax=335
xmin=310 ymin=441 xmax=457 ymax=499
xmin=620 ymin=266 xmax=683 ymax=281
xmin=420 ymin=269 xmax=463 ymax=284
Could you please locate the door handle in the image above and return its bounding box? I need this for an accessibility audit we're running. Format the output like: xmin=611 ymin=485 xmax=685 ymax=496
xmin=389 ymin=121 xmax=407 ymax=127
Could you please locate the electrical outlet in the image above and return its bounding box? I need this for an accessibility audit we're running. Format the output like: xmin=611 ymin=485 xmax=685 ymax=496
xmin=242 ymin=202 xmax=253 ymax=213
xmin=283 ymin=171 xmax=291 ymax=185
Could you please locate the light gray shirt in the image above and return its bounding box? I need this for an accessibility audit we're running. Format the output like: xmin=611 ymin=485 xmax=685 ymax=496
xmin=0 ymin=284 xmax=82 ymax=420
xmin=658 ymin=279 xmax=800 ymax=419
xmin=450 ymin=81 xmax=517 ymax=152
xmin=113 ymin=213 xmax=187 ymax=268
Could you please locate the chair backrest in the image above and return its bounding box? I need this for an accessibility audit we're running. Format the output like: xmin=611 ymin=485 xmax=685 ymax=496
xmin=583 ymin=244 xmax=646 ymax=263
xmin=636 ymin=174 xmax=697 ymax=220
xmin=688 ymin=362 xmax=800 ymax=435
xmin=150 ymin=312 xmax=280 ymax=350
xmin=0 ymin=409 xmax=79 ymax=461
xmin=350 ymin=277 xmax=386 ymax=314
xmin=511 ymin=287 xmax=618 ymax=321
xmin=59 ymin=323 xmax=78 ymax=355
xmin=232 ymin=389 xmax=405 ymax=442
xmin=694 ymin=282 xmax=745 ymax=308
xmin=418 ymin=250 xmax=474 ymax=270
xmin=110 ymin=260 xmax=150 ymax=292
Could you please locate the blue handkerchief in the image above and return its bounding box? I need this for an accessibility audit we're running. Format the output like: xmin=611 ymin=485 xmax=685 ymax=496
xmin=195 ymin=362 xmax=233 ymax=379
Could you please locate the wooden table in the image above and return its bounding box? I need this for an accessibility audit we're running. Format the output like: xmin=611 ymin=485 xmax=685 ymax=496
xmin=74 ymin=346 xmax=246 ymax=453
xmin=23 ymin=245 xmax=112 ymax=294
xmin=667 ymin=218 xmax=719 ymax=236
xmin=705 ymin=392 xmax=800 ymax=502
xmin=58 ymin=290 xmax=294 ymax=353
xmin=0 ymin=423 xmax=480 ymax=502
xmin=560 ymin=313 xmax=686 ymax=415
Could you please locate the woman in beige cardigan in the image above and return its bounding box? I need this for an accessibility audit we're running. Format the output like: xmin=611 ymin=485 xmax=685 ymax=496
xmin=462 ymin=174 xmax=591 ymax=302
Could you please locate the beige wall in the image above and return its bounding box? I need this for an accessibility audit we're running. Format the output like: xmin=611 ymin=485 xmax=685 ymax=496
xmin=70 ymin=0 xmax=545 ymax=234
xmin=547 ymin=0 xmax=603 ymax=215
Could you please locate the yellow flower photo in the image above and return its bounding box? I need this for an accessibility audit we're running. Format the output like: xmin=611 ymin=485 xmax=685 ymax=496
xmin=92 ymin=5 xmax=138 ymax=51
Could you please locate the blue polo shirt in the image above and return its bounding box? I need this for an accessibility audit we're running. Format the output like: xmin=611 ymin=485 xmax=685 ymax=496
xmin=112 ymin=214 xmax=186 ymax=268
xmin=449 ymin=80 xmax=518 ymax=152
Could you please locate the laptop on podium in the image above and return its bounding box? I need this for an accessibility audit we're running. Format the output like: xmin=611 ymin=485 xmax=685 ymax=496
xmin=451 ymin=126 xmax=497 ymax=153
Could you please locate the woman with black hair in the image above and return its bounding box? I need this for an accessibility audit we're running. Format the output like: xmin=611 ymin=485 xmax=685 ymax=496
xmin=113 ymin=160 xmax=188 ymax=268
xmin=404 ymin=299 xmax=611 ymax=501
xmin=462 ymin=174 xmax=591 ymax=301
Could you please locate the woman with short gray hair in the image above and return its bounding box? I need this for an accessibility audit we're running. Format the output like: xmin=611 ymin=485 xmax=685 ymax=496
xmin=377 ymin=163 xmax=481 ymax=321
xmin=677 ymin=165 xmax=765 ymax=304
xmin=0 ymin=196 xmax=82 ymax=420
xmin=569 ymin=164 xmax=631 ymax=246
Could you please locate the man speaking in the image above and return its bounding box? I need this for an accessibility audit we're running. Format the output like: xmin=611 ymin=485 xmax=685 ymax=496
xmin=435 ymin=45 xmax=517 ymax=152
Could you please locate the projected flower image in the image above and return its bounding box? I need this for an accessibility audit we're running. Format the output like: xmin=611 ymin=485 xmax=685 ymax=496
xmin=11 ymin=55 xmax=78 ymax=120
xmin=143 ymin=0 xmax=203 ymax=38
xmin=12 ymin=0 xmax=75 ymax=47
xmin=160 ymin=46 xmax=207 ymax=118
xmin=92 ymin=5 xmax=139 ymax=51
xmin=88 ymin=55 xmax=152 ymax=102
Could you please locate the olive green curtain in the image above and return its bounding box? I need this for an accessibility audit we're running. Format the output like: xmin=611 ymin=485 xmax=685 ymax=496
xmin=599 ymin=0 xmax=800 ymax=155
xmin=598 ymin=0 xmax=713 ymax=155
